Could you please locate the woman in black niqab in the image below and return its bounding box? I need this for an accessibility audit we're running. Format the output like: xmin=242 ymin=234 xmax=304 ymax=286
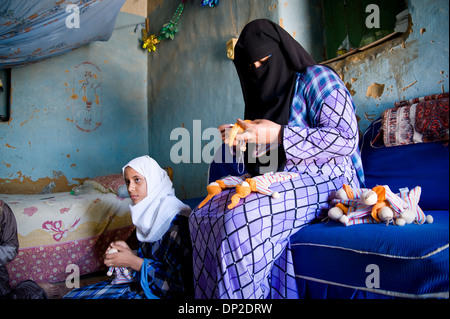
xmin=192 ymin=18 xmax=365 ymax=300
xmin=233 ymin=19 xmax=317 ymax=176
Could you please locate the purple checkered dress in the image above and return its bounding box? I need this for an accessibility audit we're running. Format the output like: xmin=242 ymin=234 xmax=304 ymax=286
xmin=189 ymin=65 xmax=363 ymax=299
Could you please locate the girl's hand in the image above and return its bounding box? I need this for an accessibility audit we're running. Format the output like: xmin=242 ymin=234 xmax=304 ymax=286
xmin=106 ymin=241 xmax=134 ymax=255
xmin=104 ymin=242 xmax=143 ymax=271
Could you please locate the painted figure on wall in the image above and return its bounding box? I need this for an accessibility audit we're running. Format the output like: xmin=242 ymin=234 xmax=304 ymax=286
xmin=71 ymin=62 xmax=102 ymax=132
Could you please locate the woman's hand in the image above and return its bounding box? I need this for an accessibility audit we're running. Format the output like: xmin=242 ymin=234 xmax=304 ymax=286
xmin=218 ymin=123 xmax=234 ymax=145
xmin=218 ymin=119 xmax=282 ymax=146
xmin=234 ymin=119 xmax=282 ymax=145
xmin=104 ymin=241 xmax=143 ymax=271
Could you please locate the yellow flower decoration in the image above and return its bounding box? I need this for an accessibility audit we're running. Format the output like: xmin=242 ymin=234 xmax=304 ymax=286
xmin=142 ymin=33 xmax=160 ymax=52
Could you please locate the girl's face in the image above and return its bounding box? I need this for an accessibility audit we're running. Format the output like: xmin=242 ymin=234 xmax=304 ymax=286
xmin=124 ymin=167 xmax=147 ymax=205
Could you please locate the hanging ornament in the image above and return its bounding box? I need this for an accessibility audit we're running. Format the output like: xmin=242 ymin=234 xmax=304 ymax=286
xmin=201 ymin=0 xmax=219 ymax=7
xmin=142 ymin=31 xmax=160 ymax=52
xmin=141 ymin=1 xmax=186 ymax=52
xmin=158 ymin=2 xmax=185 ymax=40
xmin=141 ymin=18 xmax=157 ymax=52
xmin=141 ymin=0 xmax=218 ymax=53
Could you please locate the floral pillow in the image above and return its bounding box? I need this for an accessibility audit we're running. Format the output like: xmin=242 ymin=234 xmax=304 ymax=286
xmin=84 ymin=174 xmax=125 ymax=194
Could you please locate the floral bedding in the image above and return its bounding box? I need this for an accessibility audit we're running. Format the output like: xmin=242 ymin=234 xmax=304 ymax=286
xmin=1 ymin=190 xmax=134 ymax=285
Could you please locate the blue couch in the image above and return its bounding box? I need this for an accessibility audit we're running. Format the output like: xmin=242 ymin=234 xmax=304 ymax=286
xmin=184 ymin=119 xmax=449 ymax=299
xmin=290 ymin=119 xmax=449 ymax=299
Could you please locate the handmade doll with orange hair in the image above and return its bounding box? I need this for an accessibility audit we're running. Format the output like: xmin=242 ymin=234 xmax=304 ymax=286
xmin=328 ymin=184 xmax=434 ymax=226
xmin=198 ymin=171 xmax=299 ymax=210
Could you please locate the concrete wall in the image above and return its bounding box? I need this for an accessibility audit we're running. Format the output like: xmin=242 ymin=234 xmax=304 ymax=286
xmin=0 ymin=8 xmax=148 ymax=194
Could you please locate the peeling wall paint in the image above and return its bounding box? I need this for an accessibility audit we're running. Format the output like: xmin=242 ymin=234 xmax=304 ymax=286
xmin=327 ymin=0 xmax=449 ymax=133
xmin=366 ymin=83 xmax=386 ymax=98
xmin=0 ymin=171 xmax=88 ymax=195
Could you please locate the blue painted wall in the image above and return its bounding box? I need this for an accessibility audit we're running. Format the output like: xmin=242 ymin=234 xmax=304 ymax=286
xmin=278 ymin=0 xmax=326 ymax=62
xmin=1 ymin=0 xmax=448 ymax=200
xmin=0 ymin=11 xmax=148 ymax=194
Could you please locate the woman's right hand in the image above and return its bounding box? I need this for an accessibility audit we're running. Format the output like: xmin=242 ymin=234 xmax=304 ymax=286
xmin=219 ymin=119 xmax=282 ymax=146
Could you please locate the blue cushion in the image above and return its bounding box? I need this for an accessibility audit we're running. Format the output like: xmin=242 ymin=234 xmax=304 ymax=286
xmin=291 ymin=210 xmax=449 ymax=298
xmin=291 ymin=119 xmax=449 ymax=299
xmin=360 ymin=119 xmax=449 ymax=211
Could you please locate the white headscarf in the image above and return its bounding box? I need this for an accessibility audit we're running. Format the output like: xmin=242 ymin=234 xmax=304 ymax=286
xmin=122 ymin=155 xmax=191 ymax=243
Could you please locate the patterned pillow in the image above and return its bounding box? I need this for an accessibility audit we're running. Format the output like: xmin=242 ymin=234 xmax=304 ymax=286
xmin=84 ymin=174 xmax=125 ymax=194
xmin=382 ymin=93 xmax=449 ymax=147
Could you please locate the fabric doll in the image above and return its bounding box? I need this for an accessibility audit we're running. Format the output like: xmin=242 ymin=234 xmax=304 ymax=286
xmin=328 ymin=184 xmax=433 ymax=226
xmin=105 ymin=248 xmax=134 ymax=285
xmin=198 ymin=172 xmax=299 ymax=209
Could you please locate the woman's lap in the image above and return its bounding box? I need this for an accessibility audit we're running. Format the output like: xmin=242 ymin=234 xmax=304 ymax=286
xmin=189 ymin=174 xmax=346 ymax=299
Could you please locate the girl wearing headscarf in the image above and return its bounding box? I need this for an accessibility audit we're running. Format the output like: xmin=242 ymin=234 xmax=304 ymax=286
xmin=189 ymin=19 xmax=364 ymax=299
xmin=64 ymin=156 xmax=194 ymax=299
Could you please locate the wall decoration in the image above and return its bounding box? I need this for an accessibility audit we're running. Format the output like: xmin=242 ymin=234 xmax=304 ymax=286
xmin=71 ymin=62 xmax=103 ymax=132
xmin=142 ymin=0 xmax=219 ymax=53
xmin=142 ymin=1 xmax=186 ymax=52
xmin=201 ymin=0 xmax=219 ymax=7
